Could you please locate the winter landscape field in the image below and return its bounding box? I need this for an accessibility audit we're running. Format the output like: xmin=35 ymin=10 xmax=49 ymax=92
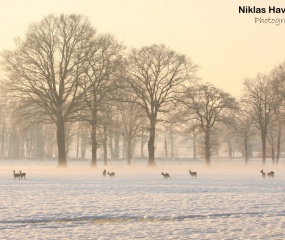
xmin=1 ymin=159 xmax=285 ymax=240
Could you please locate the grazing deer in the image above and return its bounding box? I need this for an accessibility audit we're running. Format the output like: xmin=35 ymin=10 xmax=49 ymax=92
xmin=267 ymin=171 xmax=274 ymax=178
xmin=19 ymin=171 xmax=26 ymax=179
xmin=103 ymin=169 xmax=107 ymax=177
xmin=108 ymin=171 xmax=115 ymax=178
xmin=161 ymin=172 xmax=171 ymax=180
xmin=189 ymin=170 xmax=197 ymax=178
xmin=260 ymin=169 xmax=266 ymax=178
xmin=13 ymin=170 xmax=21 ymax=180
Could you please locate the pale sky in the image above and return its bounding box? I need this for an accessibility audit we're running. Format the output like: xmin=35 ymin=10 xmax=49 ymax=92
xmin=1 ymin=0 xmax=285 ymax=97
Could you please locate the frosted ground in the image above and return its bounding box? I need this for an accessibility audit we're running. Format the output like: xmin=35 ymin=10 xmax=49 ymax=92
xmin=1 ymin=159 xmax=285 ymax=239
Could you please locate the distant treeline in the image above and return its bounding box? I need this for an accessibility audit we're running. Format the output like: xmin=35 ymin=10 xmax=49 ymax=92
xmin=1 ymin=14 xmax=284 ymax=167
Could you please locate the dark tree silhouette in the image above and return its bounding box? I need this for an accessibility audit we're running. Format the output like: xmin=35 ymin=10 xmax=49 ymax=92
xmin=179 ymin=82 xmax=237 ymax=166
xmin=80 ymin=34 xmax=124 ymax=167
xmin=1 ymin=14 xmax=96 ymax=167
xmin=126 ymin=44 xmax=197 ymax=166
xmin=242 ymin=74 xmax=281 ymax=165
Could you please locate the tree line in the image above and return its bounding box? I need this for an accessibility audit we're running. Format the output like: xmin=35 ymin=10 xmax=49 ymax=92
xmin=1 ymin=14 xmax=285 ymax=167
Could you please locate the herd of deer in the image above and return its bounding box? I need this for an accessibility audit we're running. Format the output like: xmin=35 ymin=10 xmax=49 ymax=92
xmin=13 ymin=170 xmax=26 ymax=180
xmin=102 ymin=169 xmax=115 ymax=178
xmin=101 ymin=169 xmax=197 ymax=179
xmin=260 ymin=169 xmax=275 ymax=178
xmin=12 ymin=169 xmax=275 ymax=180
xmin=161 ymin=170 xmax=197 ymax=180
xmin=162 ymin=170 xmax=275 ymax=180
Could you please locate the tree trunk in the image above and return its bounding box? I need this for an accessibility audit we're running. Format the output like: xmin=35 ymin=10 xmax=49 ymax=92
xmin=244 ymin=136 xmax=248 ymax=164
xmin=56 ymin=117 xmax=66 ymax=167
xmin=103 ymin=124 xmax=108 ymax=166
xmin=91 ymin=122 xmax=97 ymax=166
xmin=1 ymin=120 xmax=5 ymax=159
xmin=76 ymin=130 xmax=79 ymax=159
xmin=141 ymin=128 xmax=144 ymax=158
xmin=81 ymin=135 xmax=86 ymax=160
xmin=276 ymin=122 xmax=281 ymax=164
xmin=127 ymin=138 xmax=132 ymax=165
xmin=271 ymin=144 xmax=275 ymax=164
xmin=114 ymin=130 xmax=120 ymax=160
xmin=122 ymin=137 xmax=125 ymax=158
xmin=109 ymin=132 xmax=114 ymax=159
xmin=193 ymin=130 xmax=197 ymax=160
xmin=205 ymin=130 xmax=211 ymax=166
xmin=148 ymin=119 xmax=156 ymax=167
xmin=132 ymin=138 xmax=136 ymax=159
xmin=170 ymin=129 xmax=174 ymax=159
xmin=261 ymin=131 xmax=266 ymax=165
xmin=91 ymin=92 xmax=98 ymax=166
xmin=164 ymin=132 xmax=168 ymax=159
xmin=228 ymin=141 xmax=233 ymax=159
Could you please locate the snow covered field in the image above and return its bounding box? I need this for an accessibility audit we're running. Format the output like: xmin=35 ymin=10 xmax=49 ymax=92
xmin=1 ymin=159 xmax=285 ymax=239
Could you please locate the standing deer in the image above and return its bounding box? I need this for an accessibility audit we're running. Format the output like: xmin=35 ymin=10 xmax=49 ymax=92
xmin=189 ymin=170 xmax=197 ymax=178
xmin=19 ymin=171 xmax=26 ymax=179
xmin=267 ymin=171 xmax=274 ymax=178
xmin=108 ymin=171 xmax=115 ymax=178
xmin=102 ymin=169 xmax=107 ymax=177
xmin=161 ymin=172 xmax=171 ymax=180
xmin=13 ymin=170 xmax=21 ymax=180
xmin=260 ymin=169 xmax=266 ymax=178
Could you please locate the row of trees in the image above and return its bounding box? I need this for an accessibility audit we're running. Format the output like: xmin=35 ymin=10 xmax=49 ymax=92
xmin=1 ymin=14 xmax=285 ymax=167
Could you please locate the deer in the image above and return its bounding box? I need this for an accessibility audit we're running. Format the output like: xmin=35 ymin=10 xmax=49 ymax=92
xmin=267 ymin=171 xmax=274 ymax=178
xmin=13 ymin=170 xmax=21 ymax=180
xmin=102 ymin=169 xmax=107 ymax=177
xmin=108 ymin=171 xmax=115 ymax=178
xmin=161 ymin=172 xmax=171 ymax=180
xmin=189 ymin=170 xmax=197 ymax=178
xmin=19 ymin=171 xmax=26 ymax=179
xmin=260 ymin=169 xmax=266 ymax=178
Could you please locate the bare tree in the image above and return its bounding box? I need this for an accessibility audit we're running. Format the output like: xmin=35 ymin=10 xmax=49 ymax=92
xmin=1 ymin=14 xmax=96 ymax=167
xmin=164 ymin=125 xmax=176 ymax=159
xmin=108 ymin=104 xmax=121 ymax=161
xmin=222 ymin=127 xmax=236 ymax=160
xmin=0 ymin=103 xmax=9 ymax=159
xmin=267 ymin=121 xmax=278 ymax=163
xmin=270 ymin=62 xmax=285 ymax=164
xmin=97 ymin=104 xmax=113 ymax=166
xmin=179 ymin=82 xmax=237 ymax=166
xmin=233 ymin=108 xmax=256 ymax=164
xmin=65 ymin=122 xmax=76 ymax=159
xmin=242 ymin=74 xmax=281 ymax=165
xmin=23 ymin=124 xmax=45 ymax=159
xmin=126 ymin=44 xmax=197 ymax=166
xmin=118 ymin=94 xmax=147 ymax=165
xmin=161 ymin=110 xmax=181 ymax=160
xmin=74 ymin=122 xmax=89 ymax=159
xmin=175 ymin=115 xmax=200 ymax=160
xmin=80 ymin=34 xmax=124 ymax=167
xmin=139 ymin=122 xmax=148 ymax=158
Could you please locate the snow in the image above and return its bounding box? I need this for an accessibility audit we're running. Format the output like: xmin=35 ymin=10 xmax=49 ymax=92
xmin=0 ymin=159 xmax=285 ymax=239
